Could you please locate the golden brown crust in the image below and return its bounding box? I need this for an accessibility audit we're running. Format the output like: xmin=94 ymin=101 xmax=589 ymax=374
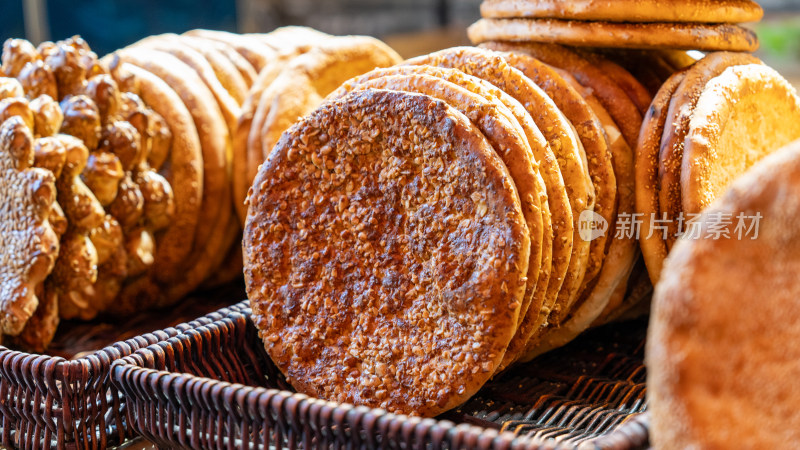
xmin=246 ymin=36 xmax=402 ymax=224
xmin=648 ymin=140 xmax=800 ymax=449
xmin=332 ymin=64 xmax=557 ymax=370
xmin=13 ymin=283 xmax=58 ymax=352
xmin=17 ymin=60 xmax=57 ymax=100
xmin=658 ymin=52 xmax=762 ymax=250
xmin=108 ymin=63 xmax=203 ymax=287
xmin=637 ymin=70 xmax=686 ymax=285
xmin=480 ymin=0 xmax=764 ymax=23
xmin=177 ymin=35 xmax=249 ymax=105
xmin=404 ymin=47 xmax=588 ymax=328
xmin=108 ymin=173 xmax=144 ymax=230
xmin=89 ymin=214 xmax=123 ymax=266
xmin=497 ymin=53 xmax=624 ymax=353
xmin=468 ymin=19 xmax=760 ymax=52
xmin=245 ymin=88 xmax=527 ymax=416
xmin=124 ymin=227 xmax=155 ymax=278
xmin=0 ymin=77 xmax=24 ymax=100
xmin=130 ymin=34 xmax=241 ymax=137
xmin=52 ymin=231 xmax=98 ymax=320
xmin=234 ymin=51 xmax=308 ymax=224
xmin=164 ymin=197 xmax=239 ymax=301
xmin=82 ymin=149 xmax=124 ymax=206
xmin=84 ymin=214 xmax=125 ymax=313
xmin=33 ymin=136 xmax=66 ymax=178
xmin=49 ymin=134 xmax=105 ymax=320
xmin=30 ymin=95 xmax=63 ymax=138
xmin=578 ymin=51 xmax=652 ymax=116
xmin=89 ymin=241 xmax=127 ymax=314
xmin=44 ymin=44 xmax=90 ymax=99
xmin=180 ymin=36 xmax=257 ymax=88
xmin=0 ymin=96 xmax=35 ymax=132
xmin=336 ymin=69 xmax=547 ymax=371
xmin=182 ymin=29 xmax=277 ymax=72
xmin=256 ymin=35 xmax=403 ymax=158
xmin=53 ymin=135 xmax=105 ymax=232
xmin=525 ymin=72 xmax=637 ymax=360
xmin=2 ymin=38 xmax=38 ymax=78
xmin=136 ymin=169 xmax=175 ymax=232
xmin=60 ymin=95 xmax=101 ymax=151
xmin=512 ymin=58 xmax=615 ymax=320
xmin=111 ymin=48 xmax=231 ymax=298
xmin=0 ymin=117 xmax=60 ymax=336
xmin=482 ymin=41 xmax=643 ymax=149
xmin=84 ymin=74 xmax=121 ymax=125
xmin=682 ymin=65 xmax=800 ymax=215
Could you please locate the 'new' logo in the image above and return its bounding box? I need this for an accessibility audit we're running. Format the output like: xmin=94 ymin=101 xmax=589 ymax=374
xmin=578 ymin=209 xmax=608 ymax=242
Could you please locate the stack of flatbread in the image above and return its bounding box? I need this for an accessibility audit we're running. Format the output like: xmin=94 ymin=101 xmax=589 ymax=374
xmin=638 ymin=54 xmax=800 ymax=284
xmin=0 ymin=27 xmax=400 ymax=352
xmin=243 ymin=3 xmax=800 ymax=417
xmin=468 ymin=0 xmax=763 ymax=52
xmin=243 ymin=45 xmax=662 ymax=416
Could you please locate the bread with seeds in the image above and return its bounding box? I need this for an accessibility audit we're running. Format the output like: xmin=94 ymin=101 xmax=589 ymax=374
xmin=245 ymin=89 xmax=528 ymax=416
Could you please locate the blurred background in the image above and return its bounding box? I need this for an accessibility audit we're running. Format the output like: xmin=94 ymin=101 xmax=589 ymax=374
xmin=1 ymin=0 xmax=799 ymax=86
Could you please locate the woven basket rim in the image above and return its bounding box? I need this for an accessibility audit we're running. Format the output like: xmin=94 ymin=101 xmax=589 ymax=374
xmin=110 ymin=307 xmax=649 ymax=450
xmin=0 ymin=300 xmax=251 ymax=449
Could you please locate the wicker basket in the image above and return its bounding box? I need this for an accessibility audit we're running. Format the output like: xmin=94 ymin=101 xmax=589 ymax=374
xmin=0 ymin=284 xmax=249 ymax=450
xmin=111 ymin=305 xmax=650 ymax=449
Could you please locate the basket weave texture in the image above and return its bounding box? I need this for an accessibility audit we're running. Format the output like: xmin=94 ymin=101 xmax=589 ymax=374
xmin=0 ymin=287 xmax=249 ymax=450
xmin=111 ymin=304 xmax=650 ymax=450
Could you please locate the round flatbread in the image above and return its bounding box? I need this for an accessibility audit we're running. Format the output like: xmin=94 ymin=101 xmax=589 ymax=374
xmin=106 ymin=62 xmax=203 ymax=293
xmin=233 ymin=48 xmax=315 ymax=224
xmin=482 ymin=42 xmax=643 ymax=149
xmin=334 ymin=68 xmax=549 ymax=371
xmin=682 ymin=64 xmax=800 ymax=215
xmin=245 ymin=89 xmax=528 ymax=416
xmin=636 ymin=70 xmax=686 ymax=285
xmin=129 ymin=34 xmax=241 ymax=136
xmin=468 ymin=19 xmax=760 ymax=52
xmin=523 ymin=71 xmax=637 ymax=360
xmin=658 ymin=52 xmax=762 ymax=250
xmin=501 ymin=55 xmax=616 ymax=320
xmin=648 ymin=140 xmax=800 ymax=449
xmin=480 ymin=0 xmax=764 ymax=23
xmin=177 ymin=36 xmax=249 ymax=105
xmin=249 ymin=36 xmax=401 ymax=204
xmin=179 ymin=36 xmax=257 ymax=88
xmin=182 ymin=29 xmax=277 ymax=72
xmin=109 ymin=48 xmax=230 ymax=303
xmin=350 ymin=73 xmax=543 ymax=311
xmin=404 ymin=47 xmax=589 ymax=329
xmin=330 ymin=64 xmax=558 ymax=370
